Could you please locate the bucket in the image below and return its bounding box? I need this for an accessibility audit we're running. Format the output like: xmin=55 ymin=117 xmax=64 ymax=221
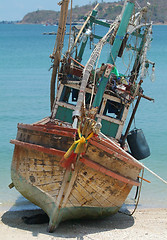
xmin=127 ymin=128 xmax=150 ymax=160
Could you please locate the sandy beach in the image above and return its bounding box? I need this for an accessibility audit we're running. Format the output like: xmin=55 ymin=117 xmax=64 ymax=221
xmin=0 ymin=208 xmax=167 ymax=240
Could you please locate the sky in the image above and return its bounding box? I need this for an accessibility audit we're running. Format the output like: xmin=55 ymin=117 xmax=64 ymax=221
xmin=0 ymin=0 xmax=118 ymax=21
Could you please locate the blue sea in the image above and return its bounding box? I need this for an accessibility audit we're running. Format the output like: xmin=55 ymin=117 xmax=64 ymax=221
xmin=0 ymin=24 xmax=167 ymax=211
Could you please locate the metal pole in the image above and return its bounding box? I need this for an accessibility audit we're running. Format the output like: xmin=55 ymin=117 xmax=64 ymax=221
xmin=121 ymin=95 xmax=141 ymax=148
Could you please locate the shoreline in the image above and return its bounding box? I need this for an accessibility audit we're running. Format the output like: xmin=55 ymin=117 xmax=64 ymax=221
xmin=1 ymin=21 xmax=167 ymax=26
xmin=0 ymin=208 xmax=167 ymax=239
xmin=1 ymin=191 xmax=167 ymax=213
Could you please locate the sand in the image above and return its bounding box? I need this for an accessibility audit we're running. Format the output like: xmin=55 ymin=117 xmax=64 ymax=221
xmin=0 ymin=208 xmax=167 ymax=240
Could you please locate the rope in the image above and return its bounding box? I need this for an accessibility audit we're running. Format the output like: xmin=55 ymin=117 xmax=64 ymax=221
xmin=60 ymin=126 xmax=94 ymax=168
xmin=118 ymin=168 xmax=144 ymax=216
xmin=130 ymin=168 xmax=144 ymax=215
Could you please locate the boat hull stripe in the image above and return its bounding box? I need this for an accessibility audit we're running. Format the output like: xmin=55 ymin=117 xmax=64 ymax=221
xmin=17 ymin=123 xmax=76 ymax=138
xmin=10 ymin=140 xmax=140 ymax=186
xmin=89 ymin=139 xmax=142 ymax=169
xmin=10 ymin=139 xmax=65 ymax=157
xmin=80 ymin=156 xmax=140 ymax=186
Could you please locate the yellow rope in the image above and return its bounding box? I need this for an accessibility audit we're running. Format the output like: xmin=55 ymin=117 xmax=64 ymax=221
xmin=63 ymin=127 xmax=94 ymax=159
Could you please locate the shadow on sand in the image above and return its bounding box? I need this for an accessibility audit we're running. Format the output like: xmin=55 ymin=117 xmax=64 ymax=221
xmin=2 ymin=203 xmax=135 ymax=238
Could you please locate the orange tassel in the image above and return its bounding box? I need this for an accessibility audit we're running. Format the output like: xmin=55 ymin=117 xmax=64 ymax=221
xmin=60 ymin=152 xmax=77 ymax=168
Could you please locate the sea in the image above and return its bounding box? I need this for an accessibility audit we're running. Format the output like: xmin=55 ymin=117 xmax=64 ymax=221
xmin=0 ymin=24 xmax=167 ymax=212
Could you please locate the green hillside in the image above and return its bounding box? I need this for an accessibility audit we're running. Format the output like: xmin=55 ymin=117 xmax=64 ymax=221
xmin=20 ymin=0 xmax=167 ymax=25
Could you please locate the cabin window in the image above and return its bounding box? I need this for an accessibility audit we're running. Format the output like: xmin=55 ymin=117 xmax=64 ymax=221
xmin=103 ymin=99 xmax=124 ymax=120
xmin=60 ymin=86 xmax=91 ymax=107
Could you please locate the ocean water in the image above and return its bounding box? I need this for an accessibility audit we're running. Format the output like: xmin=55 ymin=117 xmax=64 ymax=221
xmin=0 ymin=24 xmax=167 ymax=211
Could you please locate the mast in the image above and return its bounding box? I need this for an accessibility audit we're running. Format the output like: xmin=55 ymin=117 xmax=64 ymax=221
xmin=92 ymin=0 xmax=135 ymax=108
xmin=72 ymin=0 xmax=136 ymax=128
xmin=72 ymin=23 xmax=117 ymax=128
xmin=50 ymin=0 xmax=70 ymax=111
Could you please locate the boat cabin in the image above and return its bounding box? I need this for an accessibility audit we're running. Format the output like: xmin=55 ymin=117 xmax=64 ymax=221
xmin=51 ymin=4 xmax=151 ymax=142
xmin=51 ymin=65 xmax=130 ymax=140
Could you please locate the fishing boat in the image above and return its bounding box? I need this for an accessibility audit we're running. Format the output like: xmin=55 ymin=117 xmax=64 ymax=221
xmin=10 ymin=0 xmax=156 ymax=232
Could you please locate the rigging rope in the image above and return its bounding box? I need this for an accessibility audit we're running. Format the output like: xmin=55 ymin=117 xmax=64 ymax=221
xmin=119 ymin=168 xmax=144 ymax=216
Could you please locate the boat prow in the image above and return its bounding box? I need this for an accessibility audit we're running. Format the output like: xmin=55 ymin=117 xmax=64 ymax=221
xmin=10 ymin=119 xmax=142 ymax=232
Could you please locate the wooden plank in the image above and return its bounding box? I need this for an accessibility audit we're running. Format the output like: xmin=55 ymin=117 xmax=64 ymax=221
xmin=76 ymin=175 xmax=112 ymax=207
xmin=10 ymin=139 xmax=66 ymax=157
xmin=28 ymin=158 xmax=61 ymax=167
xmin=96 ymin=114 xmax=122 ymax=125
xmin=56 ymin=101 xmax=76 ymax=110
xmin=51 ymin=84 xmax=64 ymax=118
xmin=69 ymin=187 xmax=88 ymax=207
xmin=78 ymin=165 xmax=131 ymax=207
xmin=55 ymin=169 xmax=71 ymax=207
xmin=36 ymin=174 xmax=63 ymax=181
xmin=76 ymin=165 xmax=113 ymax=206
xmin=38 ymin=181 xmax=62 ymax=193
xmin=65 ymin=198 xmax=75 ymax=208
xmin=19 ymin=122 xmax=76 ymax=133
xmin=33 ymin=117 xmax=50 ymax=125
xmin=79 ymin=172 xmax=113 ymax=200
xmin=29 ymin=164 xmax=63 ymax=173
xmin=75 ymin=181 xmax=103 ymax=207
xmin=34 ymin=175 xmax=64 ymax=186
xmin=89 ymin=138 xmax=142 ymax=169
xmin=78 ymin=169 xmax=114 ymax=203
xmin=29 ymin=164 xmax=62 ymax=172
xmin=47 ymin=189 xmax=60 ymax=198
xmin=61 ymin=160 xmax=81 ymax=208
xmin=68 ymin=192 xmax=81 ymax=206
xmin=64 ymin=83 xmax=121 ymax=103
xmin=26 ymin=171 xmax=64 ymax=179
xmin=80 ymin=156 xmax=140 ymax=186
xmin=85 ymin=144 xmax=140 ymax=180
xmin=17 ymin=123 xmax=75 ymax=138
xmin=89 ymin=138 xmax=130 ymax=162
xmin=16 ymin=127 xmax=75 ymax=154
xmin=116 ymin=105 xmax=130 ymax=139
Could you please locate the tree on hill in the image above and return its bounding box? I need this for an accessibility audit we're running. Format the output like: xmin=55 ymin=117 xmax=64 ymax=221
xmin=20 ymin=0 xmax=167 ymax=25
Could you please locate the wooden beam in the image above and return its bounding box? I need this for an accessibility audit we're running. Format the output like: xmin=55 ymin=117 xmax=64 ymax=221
xmin=50 ymin=0 xmax=70 ymax=111
xmin=17 ymin=123 xmax=76 ymax=138
xmin=10 ymin=139 xmax=65 ymax=157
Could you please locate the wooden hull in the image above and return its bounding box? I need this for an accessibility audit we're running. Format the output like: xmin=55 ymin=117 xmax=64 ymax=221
xmin=11 ymin=120 xmax=142 ymax=232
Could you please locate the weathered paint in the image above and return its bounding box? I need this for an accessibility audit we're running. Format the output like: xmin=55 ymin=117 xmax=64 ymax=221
xmin=12 ymin=164 xmax=120 ymax=230
xmin=89 ymin=138 xmax=143 ymax=169
xmin=10 ymin=139 xmax=66 ymax=157
xmin=92 ymin=0 xmax=135 ymax=129
xmin=107 ymin=1 xmax=135 ymax=63
xmin=10 ymin=122 xmax=142 ymax=231
xmin=55 ymin=106 xmax=73 ymax=123
xmin=18 ymin=123 xmax=76 ymax=137
xmin=101 ymin=119 xmax=119 ymax=138
xmin=80 ymin=156 xmax=140 ymax=186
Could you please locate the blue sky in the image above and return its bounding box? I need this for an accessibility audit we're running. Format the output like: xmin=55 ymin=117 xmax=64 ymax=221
xmin=0 ymin=0 xmax=118 ymax=21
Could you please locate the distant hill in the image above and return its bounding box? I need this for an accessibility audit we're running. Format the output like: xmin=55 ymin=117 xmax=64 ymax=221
xmin=20 ymin=0 xmax=167 ymax=25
